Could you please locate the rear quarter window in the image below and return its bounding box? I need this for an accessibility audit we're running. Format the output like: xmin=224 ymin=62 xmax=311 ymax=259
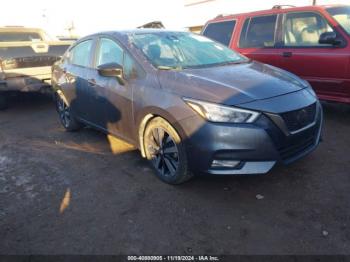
xmin=202 ymin=20 xmax=236 ymax=46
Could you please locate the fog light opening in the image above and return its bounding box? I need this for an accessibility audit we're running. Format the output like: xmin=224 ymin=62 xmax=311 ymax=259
xmin=211 ymin=160 xmax=241 ymax=169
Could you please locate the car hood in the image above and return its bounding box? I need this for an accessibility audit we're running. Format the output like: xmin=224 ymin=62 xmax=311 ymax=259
xmin=157 ymin=61 xmax=306 ymax=106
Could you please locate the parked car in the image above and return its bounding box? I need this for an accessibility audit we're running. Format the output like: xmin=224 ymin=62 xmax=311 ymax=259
xmin=202 ymin=5 xmax=350 ymax=104
xmin=0 ymin=27 xmax=73 ymax=109
xmin=52 ymin=30 xmax=322 ymax=184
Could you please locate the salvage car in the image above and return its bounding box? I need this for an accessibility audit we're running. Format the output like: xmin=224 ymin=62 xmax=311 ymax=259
xmin=52 ymin=30 xmax=323 ymax=184
xmin=0 ymin=27 xmax=73 ymax=109
xmin=202 ymin=5 xmax=350 ymax=104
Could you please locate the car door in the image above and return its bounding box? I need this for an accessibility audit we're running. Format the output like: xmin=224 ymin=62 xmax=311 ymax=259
xmin=236 ymin=14 xmax=282 ymax=67
xmin=89 ymin=36 xmax=140 ymax=141
xmin=63 ymin=39 xmax=95 ymax=121
xmin=278 ymin=11 xmax=348 ymax=99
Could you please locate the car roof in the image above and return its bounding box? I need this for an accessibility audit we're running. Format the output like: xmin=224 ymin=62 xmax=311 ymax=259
xmin=75 ymin=29 xmax=191 ymax=48
xmin=86 ymin=29 xmax=187 ymax=38
xmin=207 ymin=4 xmax=349 ymax=23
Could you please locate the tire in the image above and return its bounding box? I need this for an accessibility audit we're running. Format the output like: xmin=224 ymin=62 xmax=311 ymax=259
xmin=0 ymin=94 xmax=8 ymax=110
xmin=55 ymin=93 xmax=82 ymax=132
xmin=144 ymin=117 xmax=193 ymax=184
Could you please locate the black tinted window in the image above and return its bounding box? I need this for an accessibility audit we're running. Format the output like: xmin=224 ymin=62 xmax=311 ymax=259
xmin=70 ymin=40 xmax=93 ymax=67
xmin=239 ymin=15 xmax=277 ymax=48
xmin=0 ymin=32 xmax=42 ymax=42
xmin=203 ymin=20 xmax=236 ymax=46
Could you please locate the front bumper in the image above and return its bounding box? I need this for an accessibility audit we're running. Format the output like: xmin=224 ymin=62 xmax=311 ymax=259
xmin=178 ymin=101 xmax=323 ymax=175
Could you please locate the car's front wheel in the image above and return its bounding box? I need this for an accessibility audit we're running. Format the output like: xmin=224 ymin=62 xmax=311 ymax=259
xmin=144 ymin=117 xmax=193 ymax=184
xmin=55 ymin=94 xmax=81 ymax=132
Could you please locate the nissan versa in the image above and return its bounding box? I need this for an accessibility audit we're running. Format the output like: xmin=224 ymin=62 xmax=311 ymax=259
xmin=51 ymin=30 xmax=323 ymax=184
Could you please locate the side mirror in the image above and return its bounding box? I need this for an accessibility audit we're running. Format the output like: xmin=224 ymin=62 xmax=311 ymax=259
xmin=319 ymin=32 xmax=342 ymax=46
xmin=97 ymin=62 xmax=125 ymax=85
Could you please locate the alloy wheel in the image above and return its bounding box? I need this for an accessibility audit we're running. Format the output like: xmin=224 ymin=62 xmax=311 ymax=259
xmin=57 ymin=97 xmax=70 ymax=128
xmin=147 ymin=127 xmax=179 ymax=177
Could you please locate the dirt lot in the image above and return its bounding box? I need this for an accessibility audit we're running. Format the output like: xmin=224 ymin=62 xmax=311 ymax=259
xmin=0 ymin=93 xmax=350 ymax=255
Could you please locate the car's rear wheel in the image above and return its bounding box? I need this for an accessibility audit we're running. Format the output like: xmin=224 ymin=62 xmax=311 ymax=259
xmin=0 ymin=94 xmax=8 ymax=110
xmin=144 ymin=117 xmax=193 ymax=184
xmin=56 ymin=94 xmax=81 ymax=131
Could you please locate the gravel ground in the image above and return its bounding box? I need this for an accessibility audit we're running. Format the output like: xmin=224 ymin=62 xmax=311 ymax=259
xmin=0 ymin=93 xmax=350 ymax=255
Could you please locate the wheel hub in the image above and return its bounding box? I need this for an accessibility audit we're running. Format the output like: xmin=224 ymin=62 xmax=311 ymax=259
xmin=147 ymin=127 xmax=179 ymax=177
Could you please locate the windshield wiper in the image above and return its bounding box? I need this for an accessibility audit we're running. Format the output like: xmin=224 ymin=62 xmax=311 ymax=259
xmin=215 ymin=59 xmax=251 ymax=66
xmin=183 ymin=59 xmax=250 ymax=69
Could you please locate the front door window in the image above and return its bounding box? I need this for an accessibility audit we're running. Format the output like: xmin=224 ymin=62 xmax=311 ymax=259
xmin=283 ymin=12 xmax=334 ymax=47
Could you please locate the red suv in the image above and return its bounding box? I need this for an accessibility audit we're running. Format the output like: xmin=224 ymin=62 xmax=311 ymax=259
xmin=202 ymin=5 xmax=350 ymax=104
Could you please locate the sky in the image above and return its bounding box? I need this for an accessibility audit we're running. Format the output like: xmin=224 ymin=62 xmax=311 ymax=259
xmin=1 ymin=0 xmax=349 ymax=37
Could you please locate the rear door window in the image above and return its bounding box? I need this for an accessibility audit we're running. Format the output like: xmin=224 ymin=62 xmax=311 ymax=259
xmin=203 ymin=20 xmax=236 ymax=46
xmin=239 ymin=15 xmax=278 ymax=48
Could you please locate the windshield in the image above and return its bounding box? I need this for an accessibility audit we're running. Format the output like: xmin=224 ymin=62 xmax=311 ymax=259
xmin=327 ymin=6 xmax=350 ymax=35
xmin=130 ymin=32 xmax=248 ymax=69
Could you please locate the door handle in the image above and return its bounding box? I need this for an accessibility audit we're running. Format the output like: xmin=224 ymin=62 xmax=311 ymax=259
xmin=282 ymin=52 xmax=293 ymax=58
xmin=88 ymin=79 xmax=96 ymax=86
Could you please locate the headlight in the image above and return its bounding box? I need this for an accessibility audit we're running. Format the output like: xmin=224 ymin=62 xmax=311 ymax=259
xmin=183 ymin=98 xmax=260 ymax=123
